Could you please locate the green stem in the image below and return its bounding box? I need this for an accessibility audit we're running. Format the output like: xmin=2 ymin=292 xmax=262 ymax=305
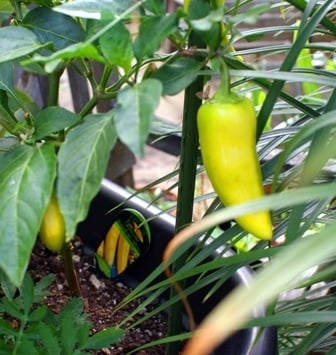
xmin=62 ymin=242 xmax=82 ymax=297
xmin=10 ymin=0 xmax=23 ymax=21
xmin=165 ymin=32 xmax=204 ymax=355
xmin=78 ymin=96 xmax=98 ymax=118
xmin=213 ymin=58 xmax=231 ymax=100
xmin=98 ymin=66 xmax=113 ymax=91
xmin=47 ymin=71 xmax=62 ymax=107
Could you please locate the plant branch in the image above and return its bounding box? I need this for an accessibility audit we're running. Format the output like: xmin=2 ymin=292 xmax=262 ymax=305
xmin=62 ymin=242 xmax=82 ymax=298
xmin=165 ymin=31 xmax=205 ymax=355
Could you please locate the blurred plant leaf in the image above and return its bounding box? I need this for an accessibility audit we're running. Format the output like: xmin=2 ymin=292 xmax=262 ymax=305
xmin=33 ymin=107 xmax=80 ymax=140
xmin=0 ymin=144 xmax=57 ymax=286
xmin=150 ymin=57 xmax=203 ymax=95
xmin=57 ymin=113 xmax=117 ymax=240
xmin=114 ymin=79 xmax=162 ymax=157
xmin=54 ymin=0 xmax=133 ymax=20
xmin=99 ymin=21 xmax=133 ymax=73
xmin=0 ymin=27 xmax=48 ymax=63
xmin=133 ymin=13 xmax=179 ymax=60
xmin=22 ymin=7 xmax=85 ymax=51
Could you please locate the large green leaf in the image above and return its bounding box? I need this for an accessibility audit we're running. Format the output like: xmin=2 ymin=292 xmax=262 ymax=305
xmin=0 ymin=27 xmax=46 ymax=63
xmin=99 ymin=21 xmax=133 ymax=73
xmin=22 ymin=7 xmax=85 ymax=51
xmin=54 ymin=0 xmax=133 ymax=20
xmin=150 ymin=57 xmax=203 ymax=95
xmin=33 ymin=106 xmax=80 ymax=141
xmin=24 ymin=42 xmax=107 ymax=73
xmin=57 ymin=113 xmax=117 ymax=240
xmin=114 ymin=79 xmax=162 ymax=157
xmin=0 ymin=63 xmax=13 ymax=91
xmin=0 ymin=144 xmax=57 ymax=286
xmin=133 ymin=13 xmax=179 ymax=60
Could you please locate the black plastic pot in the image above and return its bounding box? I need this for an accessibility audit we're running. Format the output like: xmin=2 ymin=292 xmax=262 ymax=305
xmin=77 ymin=179 xmax=278 ymax=355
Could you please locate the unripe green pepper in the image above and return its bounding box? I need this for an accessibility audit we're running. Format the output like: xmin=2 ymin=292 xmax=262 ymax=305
xmin=39 ymin=192 xmax=66 ymax=252
xmin=197 ymin=87 xmax=272 ymax=240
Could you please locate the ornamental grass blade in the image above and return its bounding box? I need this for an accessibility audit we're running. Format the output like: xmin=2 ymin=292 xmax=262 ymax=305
xmin=182 ymin=221 xmax=336 ymax=354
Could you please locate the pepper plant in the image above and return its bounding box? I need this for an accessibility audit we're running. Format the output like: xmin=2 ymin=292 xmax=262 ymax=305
xmin=1 ymin=0 xmax=336 ymax=354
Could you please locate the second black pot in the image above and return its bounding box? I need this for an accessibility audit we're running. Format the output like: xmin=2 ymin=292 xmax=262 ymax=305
xmin=77 ymin=179 xmax=277 ymax=355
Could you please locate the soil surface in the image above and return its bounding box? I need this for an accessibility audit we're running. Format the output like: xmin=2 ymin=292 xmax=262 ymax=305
xmin=28 ymin=237 xmax=168 ymax=355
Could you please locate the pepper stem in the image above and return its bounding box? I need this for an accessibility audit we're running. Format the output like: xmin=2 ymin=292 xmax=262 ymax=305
xmin=212 ymin=58 xmax=243 ymax=105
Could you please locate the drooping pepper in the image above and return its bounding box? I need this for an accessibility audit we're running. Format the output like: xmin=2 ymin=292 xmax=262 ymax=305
xmin=39 ymin=192 xmax=66 ymax=252
xmin=197 ymin=64 xmax=272 ymax=240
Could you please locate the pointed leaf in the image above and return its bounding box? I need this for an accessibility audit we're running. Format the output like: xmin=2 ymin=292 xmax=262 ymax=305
xmin=57 ymin=113 xmax=117 ymax=239
xmin=84 ymin=327 xmax=126 ymax=350
xmin=114 ymin=79 xmax=162 ymax=157
xmin=133 ymin=13 xmax=178 ymax=60
xmin=24 ymin=42 xmax=107 ymax=72
xmin=0 ymin=27 xmax=46 ymax=63
xmin=141 ymin=0 xmax=165 ymax=15
xmin=0 ymin=62 xmax=14 ymax=91
xmin=22 ymin=7 xmax=85 ymax=50
xmin=36 ymin=322 xmax=61 ymax=354
xmin=150 ymin=57 xmax=203 ymax=95
xmin=54 ymin=0 xmax=133 ymax=20
xmin=0 ymin=144 xmax=57 ymax=286
xmin=99 ymin=21 xmax=133 ymax=73
xmin=29 ymin=304 xmax=49 ymax=322
xmin=16 ymin=338 xmax=40 ymax=355
xmin=20 ymin=273 xmax=34 ymax=315
xmin=33 ymin=107 xmax=80 ymax=140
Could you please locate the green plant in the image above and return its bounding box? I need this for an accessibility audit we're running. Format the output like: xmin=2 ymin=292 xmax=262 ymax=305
xmin=1 ymin=0 xmax=336 ymax=354
xmin=0 ymin=272 xmax=124 ymax=354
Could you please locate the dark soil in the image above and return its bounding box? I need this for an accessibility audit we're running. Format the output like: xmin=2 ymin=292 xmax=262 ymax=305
xmin=28 ymin=237 xmax=168 ymax=355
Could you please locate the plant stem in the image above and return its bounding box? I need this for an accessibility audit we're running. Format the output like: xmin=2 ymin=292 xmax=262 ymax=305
xmin=47 ymin=71 xmax=61 ymax=107
xmin=213 ymin=58 xmax=232 ymax=100
xmin=62 ymin=242 xmax=82 ymax=297
xmin=165 ymin=32 xmax=204 ymax=355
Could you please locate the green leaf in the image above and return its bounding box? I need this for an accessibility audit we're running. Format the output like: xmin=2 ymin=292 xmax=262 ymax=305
xmin=190 ymin=8 xmax=223 ymax=31
xmin=36 ymin=322 xmax=61 ymax=354
xmin=0 ymin=137 xmax=18 ymax=152
xmin=0 ymin=270 xmax=17 ymax=300
xmin=114 ymin=79 xmax=162 ymax=157
xmin=0 ymin=27 xmax=47 ymax=63
xmin=2 ymin=299 xmax=24 ymax=320
xmin=141 ymin=0 xmax=165 ymax=15
xmin=22 ymin=7 xmax=85 ymax=51
xmin=33 ymin=273 xmax=55 ymax=303
xmin=0 ymin=63 xmax=14 ymax=91
xmin=20 ymin=273 xmax=34 ymax=315
xmin=54 ymin=0 xmax=133 ymax=20
xmin=231 ymin=3 xmax=272 ymax=25
xmin=33 ymin=107 xmax=80 ymax=140
xmin=60 ymin=307 xmax=78 ymax=352
xmin=57 ymin=113 xmax=117 ymax=240
xmin=16 ymin=338 xmax=40 ymax=355
xmin=0 ymin=144 xmax=57 ymax=286
xmin=133 ymin=13 xmax=178 ymax=60
xmin=24 ymin=42 xmax=107 ymax=73
xmin=0 ymin=317 xmax=18 ymax=336
xmin=83 ymin=327 xmax=126 ymax=350
xmin=29 ymin=304 xmax=49 ymax=322
xmin=99 ymin=21 xmax=133 ymax=73
xmin=95 ymin=254 xmax=111 ymax=279
xmin=150 ymin=57 xmax=203 ymax=95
